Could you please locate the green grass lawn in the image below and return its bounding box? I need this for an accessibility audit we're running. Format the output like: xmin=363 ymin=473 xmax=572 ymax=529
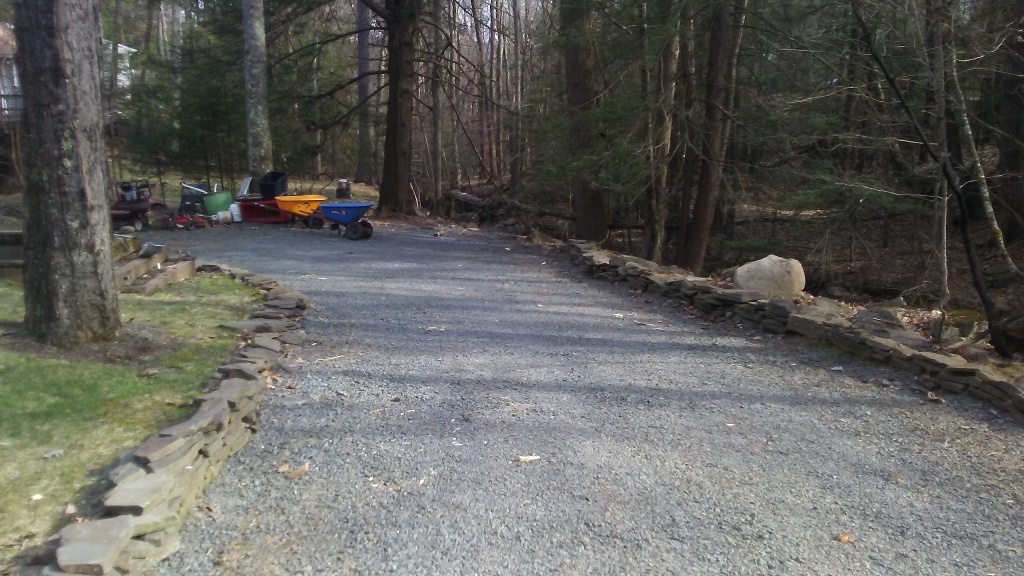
xmin=0 ymin=274 xmax=259 ymax=565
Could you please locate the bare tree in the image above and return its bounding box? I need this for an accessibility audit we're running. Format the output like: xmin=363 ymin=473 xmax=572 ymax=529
xmin=243 ymin=0 xmax=274 ymax=173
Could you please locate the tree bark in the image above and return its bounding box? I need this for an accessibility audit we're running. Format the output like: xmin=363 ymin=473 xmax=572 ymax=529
xmin=430 ymin=0 xmax=444 ymax=204
xmin=355 ymin=0 xmax=376 ymax=184
xmin=561 ymin=0 xmax=608 ymax=241
xmin=947 ymin=29 xmax=1021 ymax=280
xmin=242 ymin=0 xmax=273 ymax=173
xmin=377 ymin=0 xmax=422 ymax=215
xmin=681 ymin=0 xmax=731 ymax=272
xmin=14 ymin=0 xmax=119 ymax=346
xmin=643 ymin=0 xmax=679 ymax=264
xmin=925 ymin=0 xmax=949 ymax=308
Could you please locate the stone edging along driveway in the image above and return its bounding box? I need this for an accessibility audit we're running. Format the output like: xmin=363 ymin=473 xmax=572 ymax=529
xmin=568 ymin=240 xmax=1024 ymax=422
xmin=25 ymin=265 xmax=310 ymax=576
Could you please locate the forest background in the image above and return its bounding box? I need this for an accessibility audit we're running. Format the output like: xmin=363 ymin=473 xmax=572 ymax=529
xmin=0 ymin=0 xmax=1021 ymax=351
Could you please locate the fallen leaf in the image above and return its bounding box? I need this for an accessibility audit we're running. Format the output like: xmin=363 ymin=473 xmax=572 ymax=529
xmin=285 ymin=383 xmax=298 ymax=390
xmin=889 ymin=470 xmax=906 ymax=485
xmin=926 ymin=391 xmax=946 ymax=404
xmin=285 ymin=461 xmax=310 ymax=480
xmin=517 ymin=455 xmax=541 ymax=463
xmin=42 ymin=449 xmax=64 ymax=459
xmin=613 ymin=313 xmax=624 ymax=318
xmin=276 ymin=463 xmax=292 ymax=474
xmin=141 ymin=368 xmax=160 ymax=377
xmin=835 ymin=532 xmax=855 ymax=544
xmin=30 ymin=494 xmax=43 ymax=501
xmin=830 ymin=366 xmax=844 ymax=372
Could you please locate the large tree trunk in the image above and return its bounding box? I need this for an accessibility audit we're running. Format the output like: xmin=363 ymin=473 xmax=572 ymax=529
xmin=242 ymin=0 xmax=273 ymax=173
xmin=561 ymin=0 xmax=608 ymax=241
xmin=680 ymin=0 xmax=731 ymax=272
xmin=355 ymin=0 xmax=376 ymax=184
xmin=14 ymin=0 xmax=119 ymax=346
xmin=377 ymin=0 xmax=422 ymax=215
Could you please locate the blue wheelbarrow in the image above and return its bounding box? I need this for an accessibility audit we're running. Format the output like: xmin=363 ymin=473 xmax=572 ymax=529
xmin=320 ymin=201 xmax=375 ymax=240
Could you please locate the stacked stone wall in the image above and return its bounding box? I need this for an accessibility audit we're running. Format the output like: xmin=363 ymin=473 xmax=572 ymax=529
xmin=569 ymin=241 xmax=1024 ymax=422
xmin=27 ymin=266 xmax=310 ymax=576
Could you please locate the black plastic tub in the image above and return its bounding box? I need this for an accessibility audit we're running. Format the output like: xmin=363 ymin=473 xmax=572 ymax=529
xmin=257 ymin=171 xmax=288 ymax=199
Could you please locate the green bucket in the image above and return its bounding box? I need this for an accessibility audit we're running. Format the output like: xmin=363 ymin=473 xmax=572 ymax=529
xmin=203 ymin=191 xmax=233 ymax=215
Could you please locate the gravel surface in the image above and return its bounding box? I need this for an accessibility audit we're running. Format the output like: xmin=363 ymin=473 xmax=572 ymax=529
xmin=149 ymin=221 xmax=1024 ymax=576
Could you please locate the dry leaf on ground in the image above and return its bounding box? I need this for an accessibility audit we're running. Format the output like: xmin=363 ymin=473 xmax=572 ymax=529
xmin=276 ymin=463 xmax=292 ymax=474
xmin=286 ymin=461 xmax=310 ymax=479
xmin=835 ymin=532 xmax=855 ymax=544
xmin=517 ymin=455 xmax=541 ymax=463
xmin=926 ymin=391 xmax=946 ymax=404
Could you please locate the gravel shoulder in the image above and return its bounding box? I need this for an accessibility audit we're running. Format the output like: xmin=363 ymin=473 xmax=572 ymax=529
xmin=149 ymin=222 xmax=1024 ymax=576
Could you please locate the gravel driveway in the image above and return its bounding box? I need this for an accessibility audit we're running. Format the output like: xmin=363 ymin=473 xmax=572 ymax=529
xmin=147 ymin=221 xmax=1024 ymax=575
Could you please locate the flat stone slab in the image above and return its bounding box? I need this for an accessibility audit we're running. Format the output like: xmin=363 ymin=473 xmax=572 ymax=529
xmin=220 ymin=319 xmax=300 ymax=333
xmin=104 ymin=472 xmax=176 ymax=515
xmin=217 ymin=362 xmax=266 ymax=379
xmin=58 ymin=516 xmax=134 ymax=575
xmin=250 ymin=335 xmax=282 ymax=353
xmin=134 ymin=435 xmax=187 ymax=464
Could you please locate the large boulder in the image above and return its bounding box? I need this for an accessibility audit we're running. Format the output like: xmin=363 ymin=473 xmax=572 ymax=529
xmin=734 ymin=254 xmax=805 ymax=299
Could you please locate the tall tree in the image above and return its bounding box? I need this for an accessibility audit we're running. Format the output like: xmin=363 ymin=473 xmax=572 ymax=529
xmin=243 ymin=0 xmax=273 ymax=173
xmin=642 ymin=0 xmax=680 ymax=263
xmin=14 ymin=0 xmax=119 ymax=346
xmin=355 ymin=0 xmax=376 ymax=184
xmin=680 ymin=0 xmax=745 ymax=272
xmin=367 ymin=0 xmax=423 ymax=215
xmin=561 ymin=0 xmax=609 ymax=241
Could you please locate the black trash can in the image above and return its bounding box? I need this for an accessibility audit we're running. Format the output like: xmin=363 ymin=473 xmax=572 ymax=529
xmin=257 ymin=171 xmax=288 ymax=199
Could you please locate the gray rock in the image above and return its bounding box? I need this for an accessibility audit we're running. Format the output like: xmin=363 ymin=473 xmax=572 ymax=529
xmin=57 ymin=516 xmax=134 ymax=575
xmin=104 ymin=472 xmax=177 ymax=515
xmin=250 ymin=335 xmax=282 ymax=353
xmin=734 ymin=254 xmax=806 ymax=299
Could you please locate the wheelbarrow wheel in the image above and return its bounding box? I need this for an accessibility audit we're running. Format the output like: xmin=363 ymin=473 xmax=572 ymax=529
xmin=344 ymin=223 xmax=363 ymax=240
xmin=358 ymin=220 xmax=373 ymax=239
xmin=310 ymin=217 xmax=325 ymax=230
xmin=131 ymin=217 xmax=145 ymax=231
xmin=184 ymin=216 xmax=195 ymax=231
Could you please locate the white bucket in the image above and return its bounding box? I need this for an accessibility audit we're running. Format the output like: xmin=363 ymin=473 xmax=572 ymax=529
xmin=229 ymin=203 xmax=242 ymax=223
xmin=216 ymin=210 xmax=233 ymax=224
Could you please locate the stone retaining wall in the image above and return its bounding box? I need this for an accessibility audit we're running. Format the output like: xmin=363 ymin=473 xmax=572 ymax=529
xmin=569 ymin=241 xmax=1024 ymax=422
xmin=25 ymin=266 xmax=310 ymax=576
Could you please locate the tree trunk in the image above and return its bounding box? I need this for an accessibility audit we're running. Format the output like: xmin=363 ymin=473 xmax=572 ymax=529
xmin=672 ymin=4 xmax=697 ymax=265
xmin=925 ymin=0 xmax=949 ymax=308
xmin=14 ymin=0 xmax=119 ymax=346
xmin=947 ymin=33 xmax=1021 ymax=280
xmin=430 ymin=0 xmax=444 ymax=204
xmin=509 ymin=0 xmax=525 ymax=198
xmin=242 ymin=0 xmax=273 ymax=173
xmin=643 ymin=0 xmax=679 ymax=264
xmin=681 ymin=0 xmax=731 ymax=272
xmin=561 ymin=0 xmax=608 ymax=241
xmin=378 ymin=0 xmax=422 ymax=215
xmin=355 ymin=0 xmax=376 ymax=184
